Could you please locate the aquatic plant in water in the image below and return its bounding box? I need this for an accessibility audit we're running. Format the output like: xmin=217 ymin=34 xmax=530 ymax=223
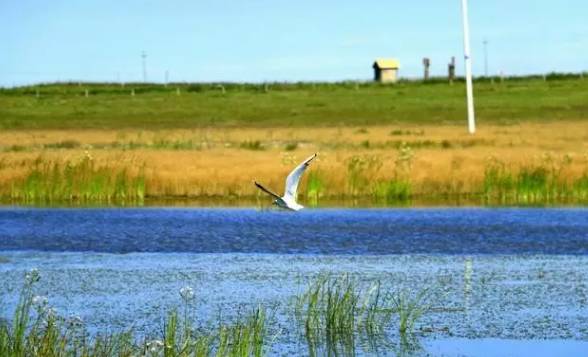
xmin=0 ymin=270 xmax=267 ymax=357
xmin=295 ymin=275 xmax=431 ymax=356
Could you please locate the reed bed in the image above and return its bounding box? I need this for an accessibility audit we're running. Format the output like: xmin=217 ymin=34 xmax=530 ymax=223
xmin=0 ymin=270 xmax=267 ymax=357
xmin=482 ymin=158 xmax=588 ymax=204
xmin=1 ymin=155 xmax=145 ymax=204
xmin=1 ymin=122 xmax=588 ymax=205
xmin=0 ymin=270 xmax=438 ymax=357
xmin=1 ymin=151 xmax=587 ymax=206
xmin=294 ymin=275 xmax=431 ymax=356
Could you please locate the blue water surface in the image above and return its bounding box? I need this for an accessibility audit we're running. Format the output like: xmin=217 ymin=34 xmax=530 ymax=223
xmin=1 ymin=207 xmax=587 ymax=254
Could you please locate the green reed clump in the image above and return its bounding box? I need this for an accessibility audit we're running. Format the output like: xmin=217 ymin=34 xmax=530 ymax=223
xmin=0 ymin=270 xmax=267 ymax=357
xmin=0 ymin=269 xmax=140 ymax=357
xmin=43 ymin=140 xmax=81 ymax=149
xmin=216 ymin=307 xmax=266 ymax=357
xmin=345 ymin=155 xmax=383 ymax=196
xmin=483 ymin=160 xmax=515 ymax=202
xmin=295 ymin=275 xmax=361 ymax=356
xmin=482 ymin=157 xmax=588 ymax=204
xmin=306 ymin=171 xmax=325 ymax=206
xmin=151 ymin=139 xmax=201 ymax=150
xmin=516 ymin=166 xmax=551 ymax=202
xmin=372 ymin=180 xmax=411 ymax=204
xmin=390 ymin=289 xmax=431 ymax=335
xmin=572 ymin=173 xmax=588 ymax=200
xmin=239 ymin=141 xmax=264 ymax=151
xmin=295 ymin=275 xmax=429 ymax=356
xmin=295 ymin=275 xmax=433 ymax=353
xmin=284 ymin=142 xmax=298 ymax=151
xmin=3 ymin=145 xmax=27 ymax=152
xmin=9 ymin=156 xmax=146 ymax=204
xmin=372 ymin=142 xmax=414 ymax=204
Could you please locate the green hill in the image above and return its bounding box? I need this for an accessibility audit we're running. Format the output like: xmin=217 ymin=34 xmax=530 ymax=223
xmin=1 ymin=74 xmax=587 ymax=129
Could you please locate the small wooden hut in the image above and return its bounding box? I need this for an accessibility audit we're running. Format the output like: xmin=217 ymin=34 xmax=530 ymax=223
xmin=373 ymin=58 xmax=400 ymax=83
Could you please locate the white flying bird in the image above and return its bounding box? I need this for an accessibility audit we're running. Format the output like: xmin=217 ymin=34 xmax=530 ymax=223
xmin=255 ymin=153 xmax=318 ymax=211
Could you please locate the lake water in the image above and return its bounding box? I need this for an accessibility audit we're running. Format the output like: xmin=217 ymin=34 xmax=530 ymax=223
xmin=1 ymin=207 xmax=588 ymax=254
xmin=1 ymin=207 xmax=588 ymax=356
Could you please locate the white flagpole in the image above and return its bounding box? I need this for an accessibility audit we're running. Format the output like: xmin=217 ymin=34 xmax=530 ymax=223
xmin=461 ymin=0 xmax=476 ymax=134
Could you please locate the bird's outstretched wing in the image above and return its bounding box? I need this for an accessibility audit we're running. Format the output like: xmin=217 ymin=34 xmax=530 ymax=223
xmin=284 ymin=153 xmax=317 ymax=200
xmin=254 ymin=181 xmax=281 ymax=200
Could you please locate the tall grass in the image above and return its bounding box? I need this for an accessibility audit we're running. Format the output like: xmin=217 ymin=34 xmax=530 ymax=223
xmin=0 ymin=270 xmax=267 ymax=357
xmin=295 ymin=275 xmax=431 ymax=356
xmin=7 ymin=156 xmax=145 ymax=204
xmin=391 ymin=289 xmax=432 ymax=335
xmin=305 ymin=171 xmax=325 ymax=206
xmin=345 ymin=155 xmax=383 ymax=197
xmin=3 ymin=146 xmax=588 ymax=205
xmin=483 ymin=157 xmax=588 ymax=205
xmin=0 ymin=270 xmax=439 ymax=356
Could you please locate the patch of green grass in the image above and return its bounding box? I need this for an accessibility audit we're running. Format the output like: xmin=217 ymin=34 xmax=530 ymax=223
xmin=6 ymin=156 xmax=146 ymax=204
xmin=482 ymin=158 xmax=588 ymax=205
xmin=284 ymin=142 xmax=298 ymax=151
xmin=239 ymin=140 xmax=265 ymax=151
xmin=43 ymin=140 xmax=81 ymax=149
xmin=151 ymin=139 xmax=201 ymax=150
xmin=3 ymin=145 xmax=27 ymax=152
xmin=373 ymin=180 xmax=412 ymax=204
xmin=389 ymin=129 xmax=425 ymax=136
xmin=345 ymin=155 xmax=383 ymax=196
xmin=306 ymin=171 xmax=325 ymax=206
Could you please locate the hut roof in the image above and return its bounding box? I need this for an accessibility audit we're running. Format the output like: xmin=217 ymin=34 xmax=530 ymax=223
xmin=373 ymin=58 xmax=400 ymax=69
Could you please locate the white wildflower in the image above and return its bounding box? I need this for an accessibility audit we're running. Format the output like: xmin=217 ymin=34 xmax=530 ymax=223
xmin=179 ymin=286 xmax=194 ymax=302
xmin=45 ymin=307 xmax=58 ymax=320
xmin=32 ymin=295 xmax=48 ymax=313
xmin=25 ymin=268 xmax=40 ymax=284
xmin=146 ymin=339 xmax=164 ymax=353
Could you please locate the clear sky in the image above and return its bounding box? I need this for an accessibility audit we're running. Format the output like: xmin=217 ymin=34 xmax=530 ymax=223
xmin=1 ymin=0 xmax=586 ymax=86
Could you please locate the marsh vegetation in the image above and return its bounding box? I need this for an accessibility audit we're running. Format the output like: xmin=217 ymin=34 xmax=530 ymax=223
xmin=0 ymin=270 xmax=435 ymax=357
xmin=1 ymin=123 xmax=587 ymax=205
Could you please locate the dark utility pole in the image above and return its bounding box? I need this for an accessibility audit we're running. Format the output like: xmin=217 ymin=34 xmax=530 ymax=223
xmin=448 ymin=57 xmax=456 ymax=83
xmin=423 ymin=57 xmax=430 ymax=81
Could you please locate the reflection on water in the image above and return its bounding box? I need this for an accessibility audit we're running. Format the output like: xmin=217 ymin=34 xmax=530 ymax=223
xmin=464 ymin=257 xmax=473 ymax=316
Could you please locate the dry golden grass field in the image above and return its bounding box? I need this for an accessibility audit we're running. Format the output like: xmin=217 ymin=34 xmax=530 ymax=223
xmin=1 ymin=121 xmax=588 ymax=205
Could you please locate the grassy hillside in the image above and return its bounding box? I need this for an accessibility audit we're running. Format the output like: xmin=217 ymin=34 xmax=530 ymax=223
xmin=1 ymin=74 xmax=587 ymax=129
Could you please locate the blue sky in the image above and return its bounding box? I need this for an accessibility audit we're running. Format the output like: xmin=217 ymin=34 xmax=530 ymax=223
xmin=1 ymin=0 xmax=586 ymax=85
